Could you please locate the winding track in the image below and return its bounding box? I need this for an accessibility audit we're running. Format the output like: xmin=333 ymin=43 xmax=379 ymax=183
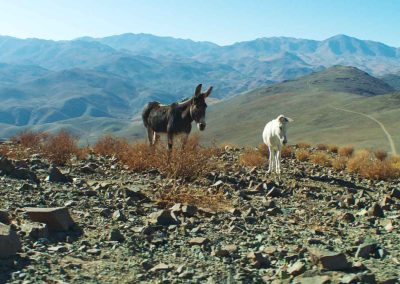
xmin=330 ymin=106 xmax=397 ymax=155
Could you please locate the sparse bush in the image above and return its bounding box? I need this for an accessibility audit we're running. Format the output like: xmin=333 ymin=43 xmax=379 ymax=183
xmin=11 ymin=130 xmax=48 ymax=150
xmin=239 ymin=147 xmax=265 ymax=167
xmin=297 ymin=142 xmax=310 ymax=149
xmin=42 ymin=129 xmax=79 ymax=165
xmin=281 ymin=145 xmax=293 ymax=158
xmin=359 ymin=159 xmax=399 ymax=180
xmin=295 ymin=149 xmax=310 ymax=161
xmin=328 ymin=145 xmax=338 ymax=153
xmin=310 ymin=152 xmax=331 ymax=167
xmin=0 ymin=144 xmax=10 ymax=157
xmin=155 ymin=186 xmax=231 ymax=212
xmin=316 ymin=144 xmax=328 ymax=151
xmin=338 ymin=146 xmax=354 ymax=157
xmin=374 ymin=149 xmax=387 ymax=161
xmin=93 ymin=135 xmax=130 ymax=157
xmin=331 ymin=156 xmax=348 ymax=171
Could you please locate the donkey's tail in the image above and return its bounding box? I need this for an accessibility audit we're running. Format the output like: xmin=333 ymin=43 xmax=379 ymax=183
xmin=142 ymin=101 xmax=160 ymax=128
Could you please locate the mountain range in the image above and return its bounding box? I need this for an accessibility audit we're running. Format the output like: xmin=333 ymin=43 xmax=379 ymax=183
xmin=0 ymin=33 xmax=400 ymax=141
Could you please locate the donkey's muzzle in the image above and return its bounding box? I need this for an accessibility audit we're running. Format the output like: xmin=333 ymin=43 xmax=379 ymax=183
xmin=198 ymin=123 xmax=206 ymax=131
xmin=283 ymin=139 xmax=287 ymax=145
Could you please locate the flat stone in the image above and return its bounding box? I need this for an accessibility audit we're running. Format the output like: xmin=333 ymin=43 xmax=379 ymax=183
xmin=108 ymin=228 xmax=125 ymax=242
xmin=112 ymin=210 xmax=126 ymax=222
xmin=150 ymin=263 xmax=171 ymax=272
xmin=307 ymin=247 xmax=350 ymax=270
xmin=0 ymin=223 xmax=21 ymax=258
xmin=189 ymin=237 xmax=209 ymax=245
xmin=24 ymin=207 xmax=75 ymax=231
xmin=298 ymin=275 xmax=331 ymax=284
xmin=389 ymin=188 xmax=400 ymax=199
xmin=21 ymin=222 xmax=49 ymax=239
xmin=182 ymin=205 xmax=197 ymax=217
xmin=266 ymin=187 xmax=281 ymax=197
xmin=340 ymin=212 xmax=355 ymax=223
xmin=125 ymin=188 xmax=149 ymax=202
xmin=0 ymin=156 xmax=15 ymax=175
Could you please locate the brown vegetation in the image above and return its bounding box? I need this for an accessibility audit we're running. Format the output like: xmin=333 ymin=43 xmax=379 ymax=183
xmin=296 ymin=142 xmax=310 ymax=149
xmin=310 ymin=152 xmax=331 ymax=167
xmin=331 ymin=156 xmax=348 ymax=171
xmin=239 ymin=147 xmax=265 ymax=167
xmin=93 ymin=135 xmax=130 ymax=157
xmin=154 ymin=185 xmax=231 ymax=212
xmin=42 ymin=130 xmax=79 ymax=165
xmin=281 ymin=145 xmax=293 ymax=158
xmin=295 ymin=149 xmax=310 ymax=161
xmin=316 ymin=144 xmax=328 ymax=151
xmin=374 ymin=149 xmax=387 ymax=161
xmin=11 ymin=130 xmax=48 ymax=150
xmin=338 ymin=146 xmax=354 ymax=157
xmin=328 ymin=145 xmax=338 ymax=153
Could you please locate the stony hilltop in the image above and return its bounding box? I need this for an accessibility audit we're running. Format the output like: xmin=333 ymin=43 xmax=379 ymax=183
xmin=0 ymin=139 xmax=400 ymax=283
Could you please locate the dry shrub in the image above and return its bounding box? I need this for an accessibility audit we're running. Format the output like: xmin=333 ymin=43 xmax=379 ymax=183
xmin=359 ymin=160 xmax=399 ymax=180
xmin=310 ymin=152 xmax=332 ymax=167
xmin=93 ymin=135 xmax=130 ymax=157
xmin=374 ymin=149 xmax=387 ymax=161
xmin=0 ymin=144 xmax=11 ymax=157
xmin=42 ymin=129 xmax=79 ymax=165
xmin=155 ymin=186 xmax=231 ymax=212
xmin=121 ymin=135 xmax=218 ymax=181
xmin=295 ymin=149 xmax=310 ymax=161
xmin=328 ymin=145 xmax=338 ymax=153
xmin=338 ymin=146 xmax=354 ymax=157
xmin=316 ymin=144 xmax=328 ymax=151
xmin=240 ymin=147 xmax=265 ymax=167
xmin=11 ymin=130 xmax=48 ymax=150
xmin=121 ymin=142 xmax=154 ymax=172
xmin=331 ymin=156 xmax=348 ymax=171
xmin=297 ymin=142 xmax=311 ymax=149
xmin=347 ymin=149 xmax=371 ymax=173
xmin=390 ymin=155 xmax=400 ymax=170
xmin=281 ymin=145 xmax=293 ymax=158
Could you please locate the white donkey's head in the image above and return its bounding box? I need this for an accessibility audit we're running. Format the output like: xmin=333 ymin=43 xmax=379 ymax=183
xmin=276 ymin=114 xmax=293 ymax=145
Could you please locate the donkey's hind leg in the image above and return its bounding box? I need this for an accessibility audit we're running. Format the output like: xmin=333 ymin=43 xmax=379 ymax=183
xmin=152 ymin=132 xmax=160 ymax=145
xmin=167 ymin=132 xmax=174 ymax=151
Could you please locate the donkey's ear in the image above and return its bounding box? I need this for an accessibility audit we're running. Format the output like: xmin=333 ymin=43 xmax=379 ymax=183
xmin=194 ymin=84 xmax=202 ymax=97
xmin=204 ymin=86 xmax=213 ymax=98
xmin=285 ymin=117 xmax=294 ymax=122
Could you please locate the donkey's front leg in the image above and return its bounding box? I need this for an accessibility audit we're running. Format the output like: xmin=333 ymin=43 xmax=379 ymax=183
xmin=167 ymin=132 xmax=174 ymax=151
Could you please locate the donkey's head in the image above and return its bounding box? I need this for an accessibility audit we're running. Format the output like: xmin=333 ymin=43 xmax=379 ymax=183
xmin=190 ymin=84 xmax=213 ymax=131
xmin=277 ymin=114 xmax=293 ymax=145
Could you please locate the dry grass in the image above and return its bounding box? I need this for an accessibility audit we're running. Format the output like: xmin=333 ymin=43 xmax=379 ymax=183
xmin=155 ymin=186 xmax=231 ymax=212
xmin=347 ymin=149 xmax=371 ymax=173
xmin=374 ymin=149 xmax=387 ymax=161
xmin=310 ymin=152 xmax=332 ymax=167
xmin=295 ymin=149 xmax=310 ymax=161
xmin=316 ymin=144 xmax=328 ymax=151
xmin=93 ymin=135 xmax=130 ymax=157
xmin=42 ymin=129 xmax=79 ymax=165
xmin=338 ymin=146 xmax=354 ymax=157
xmin=297 ymin=142 xmax=311 ymax=149
xmin=0 ymin=145 xmax=10 ymax=157
xmin=239 ymin=147 xmax=265 ymax=167
xmin=328 ymin=145 xmax=338 ymax=153
xmin=11 ymin=130 xmax=48 ymax=150
xmin=331 ymin=156 xmax=348 ymax=171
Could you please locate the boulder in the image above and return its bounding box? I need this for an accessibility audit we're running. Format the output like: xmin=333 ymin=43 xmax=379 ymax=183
xmin=0 ymin=209 xmax=10 ymax=224
xmin=308 ymin=247 xmax=350 ymax=270
xmin=24 ymin=207 xmax=75 ymax=231
xmin=188 ymin=237 xmax=209 ymax=246
xmin=0 ymin=156 xmax=15 ymax=175
xmin=46 ymin=166 xmax=73 ymax=183
xmin=0 ymin=223 xmax=21 ymax=258
xmin=148 ymin=210 xmax=179 ymax=226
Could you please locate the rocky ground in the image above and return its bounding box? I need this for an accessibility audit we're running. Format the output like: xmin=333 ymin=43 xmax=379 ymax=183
xmin=0 ymin=142 xmax=400 ymax=284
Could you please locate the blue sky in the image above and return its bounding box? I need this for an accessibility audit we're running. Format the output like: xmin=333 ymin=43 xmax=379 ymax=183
xmin=0 ymin=0 xmax=399 ymax=46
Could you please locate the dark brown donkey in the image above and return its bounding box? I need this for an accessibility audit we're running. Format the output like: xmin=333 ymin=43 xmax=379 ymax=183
xmin=142 ymin=84 xmax=213 ymax=150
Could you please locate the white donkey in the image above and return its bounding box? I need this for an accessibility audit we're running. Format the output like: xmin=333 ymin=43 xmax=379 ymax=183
xmin=262 ymin=115 xmax=293 ymax=175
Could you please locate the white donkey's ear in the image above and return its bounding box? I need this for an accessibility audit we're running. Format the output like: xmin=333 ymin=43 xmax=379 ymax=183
xmin=285 ymin=117 xmax=294 ymax=122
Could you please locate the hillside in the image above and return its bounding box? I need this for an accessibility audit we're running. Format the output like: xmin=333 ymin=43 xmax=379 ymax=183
xmin=381 ymin=72 xmax=400 ymax=90
xmin=0 ymin=34 xmax=400 ymax=139
xmin=203 ymin=66 xmax=399 ymax=153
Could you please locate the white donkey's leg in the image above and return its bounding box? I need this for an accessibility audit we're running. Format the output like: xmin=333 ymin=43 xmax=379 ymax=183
xmin=267 ymin=146 xmax=272 ymax=173
xmin=275 ymin=148 xmax=281 ymax=175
